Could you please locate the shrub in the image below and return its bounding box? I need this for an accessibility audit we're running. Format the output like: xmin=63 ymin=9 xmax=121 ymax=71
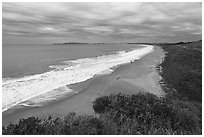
xmin=2 ymin=117 xmax=44 ymax=135
xmin=63 ymin=113 xmax=104 ymax=135
xmin=93 ymin=93 xmax=202 ymax=134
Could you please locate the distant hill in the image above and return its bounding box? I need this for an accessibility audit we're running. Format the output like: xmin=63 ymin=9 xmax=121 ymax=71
xmin=53 ymin=42 xmax=107 ymax=45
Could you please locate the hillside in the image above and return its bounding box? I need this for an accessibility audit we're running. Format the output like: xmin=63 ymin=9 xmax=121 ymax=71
xmin=157 ymin=40 xmax=202 ymax=102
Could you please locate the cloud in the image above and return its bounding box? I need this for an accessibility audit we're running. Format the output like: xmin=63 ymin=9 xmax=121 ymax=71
xmin=2 ymin=2 xmax=202 ymax=43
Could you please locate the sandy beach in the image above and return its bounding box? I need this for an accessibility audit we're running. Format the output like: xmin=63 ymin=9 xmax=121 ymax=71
xmin=2 ymin=45 xmax=165 ymax=126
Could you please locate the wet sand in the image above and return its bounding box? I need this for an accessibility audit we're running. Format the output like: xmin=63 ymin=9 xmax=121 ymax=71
xmin=2 ymin=45 xmax=165 ymax=126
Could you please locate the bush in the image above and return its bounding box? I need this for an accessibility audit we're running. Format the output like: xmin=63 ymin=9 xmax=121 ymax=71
xmin=2 ymin=117 xmax=44 ymax=135
xmin=63 ymin=113 xmax=104 ymax=135
xmin=93 ymin=93 xmax=202 ymax=134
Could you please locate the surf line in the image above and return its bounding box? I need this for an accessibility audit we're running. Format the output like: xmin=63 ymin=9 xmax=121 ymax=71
xmin=2 ymin=45 xmax=154 ymax=112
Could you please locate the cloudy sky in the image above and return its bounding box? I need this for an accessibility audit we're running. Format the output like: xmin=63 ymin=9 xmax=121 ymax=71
xmin=2 ymin=2 xmax=202 ymax=44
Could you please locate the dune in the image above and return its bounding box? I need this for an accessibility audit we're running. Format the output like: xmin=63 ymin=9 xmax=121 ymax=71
xmin=2 ymin=45 xmax=165 ymax=126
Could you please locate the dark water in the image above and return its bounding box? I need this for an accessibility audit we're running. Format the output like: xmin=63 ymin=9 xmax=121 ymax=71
xmin=2 ymin=44 xmax=137 ymax=78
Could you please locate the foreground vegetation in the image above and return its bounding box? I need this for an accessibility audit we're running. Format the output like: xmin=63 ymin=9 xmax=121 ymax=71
xmin=2 ymin=40 xmax=202 ymax=135
xmin=2 ymin=93 xmax=202 ymax=135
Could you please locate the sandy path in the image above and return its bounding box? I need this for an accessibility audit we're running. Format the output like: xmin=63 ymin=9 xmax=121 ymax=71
xmin=2 ymin=45 xmax=165 ymax=126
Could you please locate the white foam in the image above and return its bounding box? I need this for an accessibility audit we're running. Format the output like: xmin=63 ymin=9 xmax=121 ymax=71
xmin=96 ymin=68 xmax=114 ymax=75
xmin=2 ymin=45 xmax=154 ymax=112
xmin=17 ymin=86 xmax=74 ymax=107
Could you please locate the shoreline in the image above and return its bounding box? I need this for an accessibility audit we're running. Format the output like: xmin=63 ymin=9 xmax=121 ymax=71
xmin=2 ymin=44 xmax=141 ymax=79
xmin=2 ymin=45 xmax=165 ymax=126
xmin=2 ymin=45 xmax=152 ymax=112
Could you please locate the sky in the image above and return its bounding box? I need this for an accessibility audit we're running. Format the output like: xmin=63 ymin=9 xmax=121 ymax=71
xmin=2 ymin=2 xmax=202 ymax=44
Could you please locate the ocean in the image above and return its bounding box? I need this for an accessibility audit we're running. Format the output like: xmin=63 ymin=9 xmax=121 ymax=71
xmin=2 ymin=43 xmax=153 ymax=112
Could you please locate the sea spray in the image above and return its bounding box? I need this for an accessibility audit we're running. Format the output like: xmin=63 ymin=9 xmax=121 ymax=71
xmin=2 ymin=45 xmax=154 ymax=112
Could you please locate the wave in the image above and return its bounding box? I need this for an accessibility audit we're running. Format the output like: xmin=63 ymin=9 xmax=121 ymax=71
xmin=2 ymin=45 xmax=154 ymax=112
xmin=17 ymin=85 xmax=76 ymax=108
